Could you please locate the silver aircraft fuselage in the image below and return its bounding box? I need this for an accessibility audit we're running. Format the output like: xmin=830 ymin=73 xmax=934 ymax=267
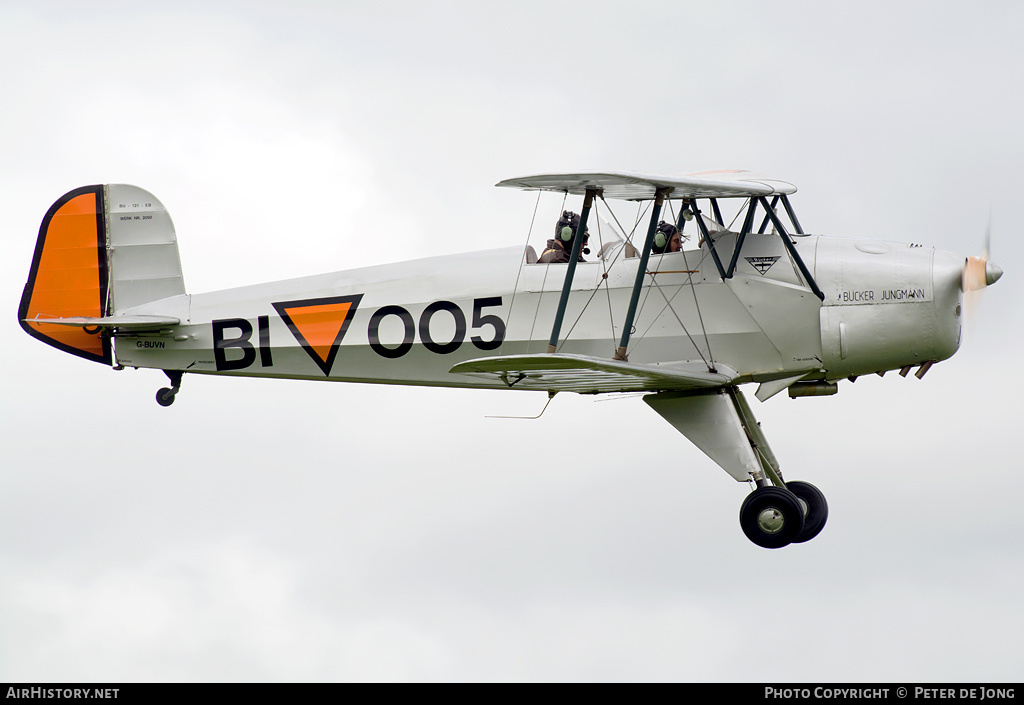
xmin=112 ymin=233 xmax=963 ymax=389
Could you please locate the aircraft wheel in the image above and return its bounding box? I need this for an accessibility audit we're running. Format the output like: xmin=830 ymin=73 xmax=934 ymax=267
xmin=787 ymin=481 xmax=828 ymax=543
xmin=156 ymin=388 xmax=176 ymax=407
xmin=739 ymin=486 xmax=805 ymax=549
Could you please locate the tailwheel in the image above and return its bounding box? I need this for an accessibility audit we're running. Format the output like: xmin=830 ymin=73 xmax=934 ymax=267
xmin=156 ymin=388 xmax=176 ymax=406
xmin=786 ymin=480 xmax=828 ymax=544
xmin=739 ymin=486 xmax=805 ymax=549
xmin=155 ymin=370 xmax=183 ymax=407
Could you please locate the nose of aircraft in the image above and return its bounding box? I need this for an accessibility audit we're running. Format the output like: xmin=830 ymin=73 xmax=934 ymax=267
xmin=985 ymin=261 xmax=1003 ymax=286
xmin=962 ymin=254 xmax=1003 ymax=292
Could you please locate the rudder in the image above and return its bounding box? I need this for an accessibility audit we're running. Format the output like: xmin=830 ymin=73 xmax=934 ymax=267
xmin=20 ymin=185 xmax=111 ymax=363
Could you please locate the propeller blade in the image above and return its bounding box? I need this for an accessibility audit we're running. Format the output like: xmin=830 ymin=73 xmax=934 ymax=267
xmin=961 ymin=221 xmax=1003 ymax=335
xmin=962 ymin=220 xmax=1002 ymax=293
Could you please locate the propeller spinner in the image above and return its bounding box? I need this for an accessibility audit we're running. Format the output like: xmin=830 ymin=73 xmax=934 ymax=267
xmin=963 ymin=254 xmax=1003 ymax=292
xmin=962 ymin=225 xmax=1003 ymax=293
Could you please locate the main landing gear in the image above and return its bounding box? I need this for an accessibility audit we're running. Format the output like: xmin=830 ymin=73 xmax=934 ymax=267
xmin=739 ymin=480 xmax=828 ymax=549
xmin=155 ymin=370 xmax=183 ymax=407
xmin=643 ymin=388 xmax=829 ymax=549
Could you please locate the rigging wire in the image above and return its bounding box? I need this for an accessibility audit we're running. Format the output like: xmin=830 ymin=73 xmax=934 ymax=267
xmin=592 ymin=200 xmax=621 ymax=352
xmin=599 ymin=198 xmax=649 ymax=270
xmin=525 ymin=190 xmax=572 ymax=353
xmin=530 ymin=193 xmax=734 ymax=375
xmin=557 ymin=282 xmax=605 ymax=352
xmin=727 ymin=198 xmax=749 ymax=231
xmin=553 ymin=195 xmax=714 ymax=367
xmin=675 ymin=199 xmax=716 ymax=371
xmin=554 ymin=196 xmax=647 ymax=352
xmin=630 ymin=272 xmax=712 ymax=370
xmin=623 ymin=199 xmax=715 ymax=371
xmin=505 ymin=189 xmax=543 ymax=355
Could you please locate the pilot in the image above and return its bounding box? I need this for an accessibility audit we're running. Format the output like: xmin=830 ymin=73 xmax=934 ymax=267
xmin=539 ymin=210 xmax=590 ymax=263
xmin=650 ymin=221 xmax=682 ymax=254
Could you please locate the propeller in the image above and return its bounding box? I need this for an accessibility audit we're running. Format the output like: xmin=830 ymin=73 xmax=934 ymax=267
xmin=960 ymin=221 xmax=1003 ymax=341
xmin=962 ymin=222 xmax=1003 ymax=293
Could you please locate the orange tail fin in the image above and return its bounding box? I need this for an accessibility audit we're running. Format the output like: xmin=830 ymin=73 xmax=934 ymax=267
xmin=19 ymin=185 xmax=111 ymax=364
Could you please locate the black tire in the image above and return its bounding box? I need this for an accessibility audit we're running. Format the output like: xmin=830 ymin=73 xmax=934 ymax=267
xmin=739 ymin=486 xmax=805 ymax=549
xmin=786 ymin=480 xmax=828 ymax=543
xmin=156 ymin=388 xmax=176 ymax=407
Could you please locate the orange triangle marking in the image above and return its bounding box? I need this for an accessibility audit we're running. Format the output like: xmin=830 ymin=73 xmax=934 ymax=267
xmin=281 ymin=302 xmax=354 ymax=364
xmin=272 ymin=295 xmax=363 ymax=375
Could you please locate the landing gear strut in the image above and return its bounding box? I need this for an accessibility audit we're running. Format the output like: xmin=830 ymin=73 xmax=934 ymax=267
xmin=642 ymin=388 xmax=829 ymax=549
xmin=156 ymin=370 xmax=183 ymax=407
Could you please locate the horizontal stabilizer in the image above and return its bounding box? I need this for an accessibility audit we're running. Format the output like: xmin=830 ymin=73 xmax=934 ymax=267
xmin=496 ymin=170 xmax=796 ymax=201
xmin=22 ymin=314 xmax=180 ymax=331
xmin=450 ymin=353 xmax=735 ymax=394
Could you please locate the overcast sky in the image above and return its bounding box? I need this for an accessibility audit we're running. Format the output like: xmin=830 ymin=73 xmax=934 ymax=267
xmin=1 ymin=0 xmax=1022 ymax=682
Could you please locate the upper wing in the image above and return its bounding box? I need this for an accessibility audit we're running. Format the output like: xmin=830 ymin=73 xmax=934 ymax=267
xmin=495 ymin=170 xmax=796 ymax=201
xmin=449 ymin=353 xmax=736 ymax=394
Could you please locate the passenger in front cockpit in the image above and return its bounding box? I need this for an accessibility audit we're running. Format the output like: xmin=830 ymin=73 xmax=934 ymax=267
xmin=650 ymin=221 xmax=682 ymax=254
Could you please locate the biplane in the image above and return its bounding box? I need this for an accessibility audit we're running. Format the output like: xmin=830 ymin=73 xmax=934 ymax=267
xmin=19 ymin=171 xmax=1002 ymax=548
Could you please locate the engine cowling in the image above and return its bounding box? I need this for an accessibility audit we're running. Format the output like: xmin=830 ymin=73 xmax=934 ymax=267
xmin=814 ymin=238 xmax=964 ymax=380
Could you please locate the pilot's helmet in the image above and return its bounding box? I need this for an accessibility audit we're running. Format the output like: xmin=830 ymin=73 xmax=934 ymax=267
xmin=555 ymin=210 xmax=589 ymax=247
xmin=652 ymin=221 xmax=678 ymax=254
